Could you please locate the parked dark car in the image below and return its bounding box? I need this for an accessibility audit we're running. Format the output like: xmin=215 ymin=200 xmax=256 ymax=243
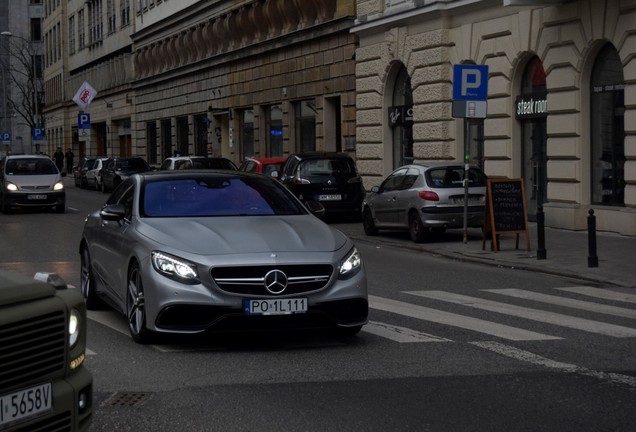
xmin=74 ymin=157 xmax=97 ymax=188
xmin=362 ymin=163 xmax=488 ymax=242
xmin=278 ymin=152 xmax=364 ymax=219
xmin=100 ymin=157 xmax=152 ymax=193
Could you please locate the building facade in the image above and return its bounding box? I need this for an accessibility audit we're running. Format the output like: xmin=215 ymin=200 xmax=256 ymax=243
xmin=352 ymin=0 xmax=635 ymax=236
xmin=133 ymin=0 xmax=358 ymax=166
xmin=43 ymin=0 xmax=135 ymax=160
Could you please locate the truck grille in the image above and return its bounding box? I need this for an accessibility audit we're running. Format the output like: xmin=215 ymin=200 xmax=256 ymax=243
xmin=0 ymin=311 xmax=66 ymax=390
xmin=211 ymin=264 xmax=333 ymax=295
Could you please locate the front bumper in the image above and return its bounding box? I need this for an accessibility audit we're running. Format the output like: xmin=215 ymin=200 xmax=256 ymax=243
xmin=3 ymin=191 xmax=65 ymax=208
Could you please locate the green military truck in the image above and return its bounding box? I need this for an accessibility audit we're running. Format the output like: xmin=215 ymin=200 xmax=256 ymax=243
xmin=0 ymin=270 xmax=92 ymax=431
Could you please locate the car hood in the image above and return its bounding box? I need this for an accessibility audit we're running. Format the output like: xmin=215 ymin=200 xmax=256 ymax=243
xmin=135 ymin=215 xmax=349 ymax=255
xmin=0 ymin=270 xmax=54 ymax=307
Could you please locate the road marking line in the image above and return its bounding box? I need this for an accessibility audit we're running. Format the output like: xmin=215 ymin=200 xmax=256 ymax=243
xmin=407 ymin=291 xmax=636 ymax=338
xmin=557 ymin=286 xmax=636 ymax=304
xmin=363 ymin=320 xmax=452 ymax=343
xmin=484 ymin=288 xmax=636 ymax=319
xmin=86 ymin=348 xmax=97 ymax=355
xmin=369 ymin=295 xmax=560 ymax=341
xmin=472 ymin=341 xmax=636 ymax=389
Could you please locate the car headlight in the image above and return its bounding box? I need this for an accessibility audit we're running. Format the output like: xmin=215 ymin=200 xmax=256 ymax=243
xmin=6 ymin=182 xmax=17 ymax=191
xmin=69 ymin=308 xmax=81 ymax=348
xmin=338 ymin=247 xmax=362 ymax=280
xmin=53 ymin=181 xmax=64 ymax=191
xmin=151 ymin=251 xmax=199 ymax=283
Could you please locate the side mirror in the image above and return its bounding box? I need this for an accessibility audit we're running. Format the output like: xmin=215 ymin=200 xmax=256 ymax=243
xmin=270 ymin=170 xmax=279 ymax=178
xmin=100 ymin=204 xmax=126 ymax=221
xmin=304 ymin=200 xmax=325 ymax=218
xmin=371 ymin=186 xmax=380 ymax=193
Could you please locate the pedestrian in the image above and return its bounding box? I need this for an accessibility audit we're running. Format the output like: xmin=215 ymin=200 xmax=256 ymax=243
xmin=53 ymin=147 xmax=64 ymax=173
xmin=65 ymin=148 xmax=75 ymax=175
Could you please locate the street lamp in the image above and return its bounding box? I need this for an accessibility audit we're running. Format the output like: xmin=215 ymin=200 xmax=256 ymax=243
xmin=1 ymin=31 xmax=40 ymax=153
xmin=0 ymin=33 xmax=9 ymax=155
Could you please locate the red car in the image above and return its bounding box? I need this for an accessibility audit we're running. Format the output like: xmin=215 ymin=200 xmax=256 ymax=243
xmin=238 ymin=157 xmax=287 ymax=178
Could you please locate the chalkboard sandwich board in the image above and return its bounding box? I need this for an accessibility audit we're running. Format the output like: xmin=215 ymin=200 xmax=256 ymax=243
xmin=482 ymin=178 xmax=530 ymax=252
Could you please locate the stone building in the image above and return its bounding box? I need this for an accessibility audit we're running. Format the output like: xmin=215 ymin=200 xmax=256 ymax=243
xmin=133 ymin=0 xmax=358 ymax=166
xmin=352 ymin=0 xmax=635 ymax=236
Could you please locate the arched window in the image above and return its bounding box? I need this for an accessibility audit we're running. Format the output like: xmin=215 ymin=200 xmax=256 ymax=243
xmin=391 ymin=65 xmax=413 ymax=168
xmin=591 ymin=44 xmax=625 ymax=206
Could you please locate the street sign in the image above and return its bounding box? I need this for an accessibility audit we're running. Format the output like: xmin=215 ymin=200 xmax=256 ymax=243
xmin=453 ymin=64 xmax=489 ymax=101
xmin=452 ymin=64 xmax=489 ymax=119
xmin=78 ymin=128 xmax=90 ymax=142
xmin=78 ymin=113 xmax=91 ymax=129
xmin=1 ymin=132 xmax=10 ymax=143
xmin=33 ymin=128 xmax=44 ymax=141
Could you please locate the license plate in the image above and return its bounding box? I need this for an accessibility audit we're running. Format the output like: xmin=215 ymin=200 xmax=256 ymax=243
xmin=27 ymin=194 xmax=47 ymax=200
xmin=0 ymin=383 xmax=52 ymax=427
xmin=245 ymin=298 xmax=307 ymax=315
xmin=317 ymin=194 xmax=342 ymax=201
xmin=453 ymin=197 xmax=481 ymax=205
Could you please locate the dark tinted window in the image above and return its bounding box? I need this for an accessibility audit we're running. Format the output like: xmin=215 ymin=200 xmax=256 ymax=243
xmin=191 ymin=158 xmax=237 ymax=170
xmin=5 ymin=158 xmax=58 ymax=175
xmin=142 ymin=176 xmax=303 ymax=217
xmin=426 ymin=167 xmax=487 ymax=188
xmin=298 ymin=159 xmax=353 ymax=178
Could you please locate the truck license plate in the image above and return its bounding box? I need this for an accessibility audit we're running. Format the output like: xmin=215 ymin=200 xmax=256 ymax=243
xmin=245 ymin=298 xmax=307 ymax=315
xmin=0 ymin=383 xmax=52 ymax=427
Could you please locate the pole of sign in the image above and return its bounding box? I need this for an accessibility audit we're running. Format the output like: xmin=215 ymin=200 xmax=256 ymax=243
xmin=463 ymin=118 xmax=470 ymax=244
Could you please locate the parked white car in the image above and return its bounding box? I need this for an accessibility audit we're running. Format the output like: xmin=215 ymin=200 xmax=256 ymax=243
xmin=85 ymin=157 xmax=108 ymax=190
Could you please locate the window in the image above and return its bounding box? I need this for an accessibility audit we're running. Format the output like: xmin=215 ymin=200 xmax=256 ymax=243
xmin=193 ymin=114 xmax=208 ymax=156
xmin=240 ymin=109 xmax=254 ymax=158
xmin=68 ymin=16 xmax=75 ymax=55
xmin=30 ymin=18 xmax=42 ymax=41
xmin=88 ymin=0 xmax=103 ymax=44
xmin=78 ymin=9 xmax=85 ymax=50
xmin=146 ymin=122 xmax=158 ymax=165
xmin=107 ymin=0 xmax=116 ymax=34
xmin=121 ymin=0 xmax=131 ymax=27
xmin=161 ymin=119 xmax=172 ymax=161
xmin=591 ymin=44 xmax=625 ymax=206
xmin=295 ymin=100 xmax=316 ymax=153
xmin=267 ymin=105 xmax=283 ymax=157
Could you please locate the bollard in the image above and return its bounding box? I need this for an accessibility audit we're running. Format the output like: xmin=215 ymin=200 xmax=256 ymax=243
xmin=587 ymin=209 xmax=598 ymax=268
xmin=536 ymin=205 xmax=546 ymax=260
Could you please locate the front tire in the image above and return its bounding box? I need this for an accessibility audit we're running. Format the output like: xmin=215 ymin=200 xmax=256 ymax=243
xmin=362 ymin=207 xmax=379 ymax=236
xmin=127 ymin=262 xmax=152 ymax=344
xmin=409 ymin=211 xmax=429 ymax=243
xmin=80 ymin=246 xmax=105 ymax=310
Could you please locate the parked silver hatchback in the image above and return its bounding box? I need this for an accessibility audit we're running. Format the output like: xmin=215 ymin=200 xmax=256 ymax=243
xmin=362 ymin=163 xmax=488 ymax=242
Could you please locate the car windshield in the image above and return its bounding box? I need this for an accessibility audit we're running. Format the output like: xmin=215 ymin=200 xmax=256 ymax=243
xmin=4 ymin=158 xmax=58 ymax=175
xmin=142 ymin=176 xmax=304 ymax=217
xmin=426 ymin=167 xmax=487 ymax=188
xmin=118 ymin=158 xmax=148 ymax=170
xmin=298 ymin=159 xmax=352 ymax=177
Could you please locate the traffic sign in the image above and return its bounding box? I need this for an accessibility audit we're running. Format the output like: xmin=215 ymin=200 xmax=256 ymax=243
xmin=453 ymin=64 xmax=489 ymax=101
xmin=33 ymin=128 xmax=44 ymax=141
xmin=1 ymin=132 xmax=10 ymax=142
xmin=78 ymin=113 xmax=91 ymax=129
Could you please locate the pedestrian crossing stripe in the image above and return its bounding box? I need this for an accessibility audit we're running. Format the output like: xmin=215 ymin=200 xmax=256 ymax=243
xmin=406 ymin=290 xmax=636 ymax=338
xmin=484 ymin=288 xmax=636 ymax=319
xmin=364 ymin=321 xmax=452 ymax=343
xmin=368 ymin=295 xmax=561 ymax=341
xmin=557 ymin=286 xmax=636 ymax=304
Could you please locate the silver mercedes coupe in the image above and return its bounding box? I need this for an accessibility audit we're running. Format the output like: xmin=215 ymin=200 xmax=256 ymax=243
xmin=79 ymin=170 xmax=368 ymax=343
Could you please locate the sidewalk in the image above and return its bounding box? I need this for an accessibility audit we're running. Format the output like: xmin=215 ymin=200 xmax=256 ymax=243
xmin=334 ymin=222 xmax=636 ymax=289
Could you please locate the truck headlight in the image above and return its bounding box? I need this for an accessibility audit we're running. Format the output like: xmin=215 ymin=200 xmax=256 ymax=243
xmin=69 ymin=308 xmax=81 ymax=347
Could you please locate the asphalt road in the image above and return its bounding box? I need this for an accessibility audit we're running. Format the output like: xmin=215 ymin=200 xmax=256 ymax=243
xmin=1 ymin=180 xmax=635 ymax=431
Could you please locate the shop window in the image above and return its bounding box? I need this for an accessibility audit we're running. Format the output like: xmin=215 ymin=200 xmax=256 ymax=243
xmin=591 ymin=44 xmax=625 ymax=206
xmin=240 ymin=109 xmax=254 ymax=158
xmin=267 ymin=105 xmax=283 ymax=157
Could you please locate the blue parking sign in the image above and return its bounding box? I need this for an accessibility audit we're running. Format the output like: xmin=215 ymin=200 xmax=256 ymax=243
xmin=1 ymin=132 xmax=10 ymax=141
xmin=33 ymin=128 xmax=44 ymax=141
xmin=453 ymin=64 xmax=489 ymax=101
